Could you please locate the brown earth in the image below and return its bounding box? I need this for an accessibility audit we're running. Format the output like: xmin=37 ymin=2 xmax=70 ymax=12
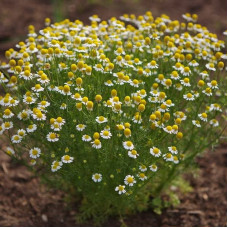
xmin=0 ymin=0 xmax=227 ymax=226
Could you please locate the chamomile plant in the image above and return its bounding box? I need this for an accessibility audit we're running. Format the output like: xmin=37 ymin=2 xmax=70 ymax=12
xmin=0 ymin=12 xmax=226 ymax=224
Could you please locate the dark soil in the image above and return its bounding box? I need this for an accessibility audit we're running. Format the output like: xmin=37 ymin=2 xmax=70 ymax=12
xmin=0 ymin=0 xmax=227 ymax=226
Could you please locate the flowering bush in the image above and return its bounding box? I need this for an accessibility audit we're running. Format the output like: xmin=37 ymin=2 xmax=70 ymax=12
xmin=0 ymin=12 xmax=226 ymax=224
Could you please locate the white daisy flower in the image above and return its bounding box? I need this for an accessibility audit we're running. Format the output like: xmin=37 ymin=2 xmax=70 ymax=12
xmin=96 ymin=116 xmax=108 ymax=124
xmin=168 ymin=146 xmax=178 ymax=154
xmin=149 ymin=164 xmax=158 ymax=172
xmin=148 ymin=96 xmax=158 ymax=103
xmin=138 ymin=173 xmax=147 ymax=181
xmin=202 ymin=88 xmax=213 ymax=96
xmin=46 ymin=132 xmax=59 ymax=142
xmin=100 ymin=130 xmax=112 ymax=139
xmin=180 ymin=78 xmax=191 ymax=87
xmin=170 ymin=71 xmax=180 ymax=80
xmin=200 ymin=71 xmax=209 ymax=80
xmin=26 ymin=124 xmax=37 ymax=133
xmin=164 ymin=100 xmax=175 ymax=107
xmin=163 ymin=153 xmax=173 ymax=161
xmin=94 ymin=64 xmax=104 ymax=72
xmin=150 ymin=147 xmax=161 ymax=157
xmin=115 ymin=185 xmax=126 ymax=195
xmin=198 ymin=113 xmax=208 ymax=122
xmin=209 ymin=119 xmax=219 ymax=127
xmin=17 ymin=129 xmax=27 ymax=137
xmin=72 ymin=93 xmax=82 ymax=101
xmin=11 ymin=135 xmax=22 ymax=143
xmin=76 ymin=124 xmax=86 ymax=131
xmin=3 ymin=109 xmax=14 ymax=119
xmin=147 ymin=60 xmax=158 ymax=69
xmin=60 ymin=103 xmax=67 ymax=110
xmin=192 ymin=120 xmax=201 ymax=127
xmin=174 ymin=111 xmax=187 ymax=121
xmin=124 ymin=175 xmax=136 ymax=186
xmin=189 ymin=60 xmax=199 ymax=67
xmin=31 ymin=84 xmax=44 ymax=92
xmin=207 ymin=80 xmax=218 ymax=89
xmin=92 ymin=173 xmax=102 ymax=182
xmin=104 ymin=80 xmax=114 ymax=86
xmin=17 ymin=110 xmax=31 ymax=120
xmin=150 ymin=90 xmax=159 ymax=97
xmin=37 ymin=73 xmax=50 ymax=84
xmin=61 ymin=155 xmax=74 ymax=163
xmin=89 ymin=15 xmax=101 ymax=22
xmin=205 ymin=62 xmax=216 ymax=71
xmin=182 ymin=13 xmax=192 ymax=21
xmin=173 ymin=156 xmax=179 ymax=164
xmin=32 ymin=112 xmax=46 ymax=121
xmin=173 ymin=62 xmax=183 ymax=71
xmin=128 ymin=150 xmax=139 ymax=159
xmin=23 ymin=96 xmax=36 ymax=104
xmin=38 ymin=100 xmax=50 ymax=108
xmin=51 ymin=122 xmax=61 ymax=131
xmin=5 ymin=147 xmax=15 ymax=156
xmin=51 ymin=161 xmax=63 ymax=172
xmin=29 ymin=147 xmax=41 ymax=159
xmin=132 ymin=115 xmax=142 ymax=124
xmin=0 ymin=124 xmax=5 ymax=135
xmin=91 ymin=139 xmax=102 ymax=149
xmin=123 ymin=141 xmax=134 ymax=150
xmin=139 ymin=165 xmax=147 ymax=172
xmin=155 ymin=121 xmax=165 ymax=128
xmin=163 ymin=126 xmax=173 ymax=134
xmin=55 ymin=117 xmax=65 ymax=126
xmin=174 ymin=83 xmax=183 ymax=91
xmin=183 ymin=93 xmax=195 ymax=101
xmin=210 ymin=104 xmax=222 ymax=112
xmin=181 ymin=66 xmax=191 ymax=76
xmin=19 ymin=70 xmax=34 ymax=80
xmin=82 ymin=134 xmax=92 ymax=142
xmin=130 ymin=79 xmax=140 ymax=88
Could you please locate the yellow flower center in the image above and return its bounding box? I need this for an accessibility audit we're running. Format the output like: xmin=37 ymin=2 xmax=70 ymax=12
xmin=103 ymin=131 xmax=109 ymax=136
xmin=14 ymin=135 xmax=20 ymax=140
xmin=98 ymin=116 xmax=105 ymax=121
xmin=126 ymin=141 xmax=132 ymax=147
xmin=95 ymin=174 xmax=100 ymax=179
xmin=153 ymin=148 xmax=159 ymax=154
xmin=166 ymin=153 xmax=172 ymax=158
xmin=50 ymin=133 xmax=56 ymax=139
xmin=64 ymin=155 xmax=70 ymax=161
xmin=187 ymin=93 xmax=192 ymax=98
xmin=127 ymin=177 xmax=134 ymax=183
xmin=166 ymin=126 xmax=172 ymax=131
xmin=118 ymin=186 xmax=124 ymax=191
xmin=4 ymin=109 xmax=11 ymax=115
xmin=211 ymin=80 xmax=217 ymax=86
xmin=184 ymin=67 xmax=190 ymax=72
xmin=202 ymin=113 xmax=207 ymax=118
xmin=94 ymin=139 xmax=100 ymax=145
xmin=32 ymin=150 xmax=38 ymax=155
xmin=5 ymin=122 xmax=10 ymax=128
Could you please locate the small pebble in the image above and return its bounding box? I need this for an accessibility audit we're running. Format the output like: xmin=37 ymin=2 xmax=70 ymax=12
xmin=41 ymin=214 xmax=48 ymax=222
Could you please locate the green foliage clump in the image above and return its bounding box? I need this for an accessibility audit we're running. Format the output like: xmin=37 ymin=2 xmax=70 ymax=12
xmin=0 ymin=11 xmax=226 ymax=224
